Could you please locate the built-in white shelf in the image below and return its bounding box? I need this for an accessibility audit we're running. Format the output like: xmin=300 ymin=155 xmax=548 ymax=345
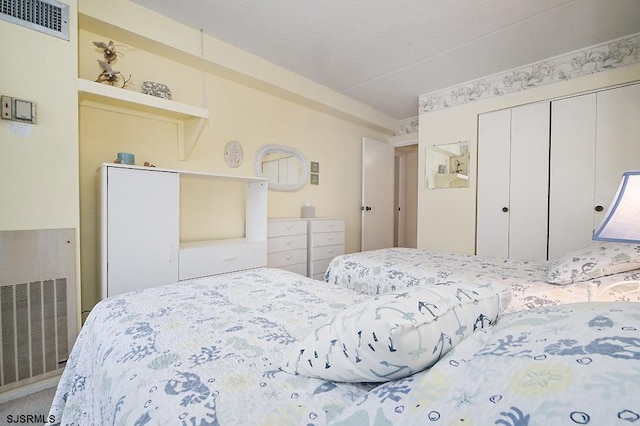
xmin=78 ymin=79 xmax=209 ymax=160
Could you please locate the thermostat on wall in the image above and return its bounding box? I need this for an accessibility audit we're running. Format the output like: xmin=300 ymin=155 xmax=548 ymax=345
xmin=1 ymin=95 xmax=37 ymax=124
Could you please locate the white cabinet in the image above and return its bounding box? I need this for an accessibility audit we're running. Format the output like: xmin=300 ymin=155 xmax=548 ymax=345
xmin=307 ymin=218 xmax=345 ymax=280
xmin=178 ymin=175 xmax=268 ymax=280
xmin=99 ymin=164 xmax=268 ymax=298
xmin=99 ymin=166 xmax=180 ymax=299
xmin=267 ymin=218 xmax=308 ymax=276
xmin=477 ymin=102 xmax=550 ymax=261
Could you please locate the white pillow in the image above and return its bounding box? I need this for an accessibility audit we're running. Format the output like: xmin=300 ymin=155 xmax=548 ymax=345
xmin=547 ymin=242 xmax=640 ymax=284
xmin=282 ymin=282 xmax=511 ymax=382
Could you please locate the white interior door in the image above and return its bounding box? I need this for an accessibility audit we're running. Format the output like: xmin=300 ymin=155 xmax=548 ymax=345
xmin=394 ymin=154 xmax=404 ymax=247
xmin=362 ymin=137 xmax=394 ymax=251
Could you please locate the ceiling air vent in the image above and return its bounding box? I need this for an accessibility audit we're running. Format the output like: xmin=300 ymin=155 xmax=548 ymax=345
xmin=0 ymin=0 xmax=69 ymax=41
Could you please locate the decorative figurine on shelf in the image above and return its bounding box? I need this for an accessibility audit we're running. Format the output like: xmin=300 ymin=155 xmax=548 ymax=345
xmin=96 ymin=60 xmax=121 ymax=85
xmin=93 ymin=40 xmax=117 ymax=62
xmin=143 ymin=161 xmax=156 ymax=167
xmin=93 ymin=40 xmax=132 ymax=88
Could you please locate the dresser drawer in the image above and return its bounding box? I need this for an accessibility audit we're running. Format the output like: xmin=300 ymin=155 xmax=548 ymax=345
xmin=280 ymin=262 xmax=307 ymax=276
xmin=309 ymin=219 xmax=345 ymax=234
xmin=311 ymin=244 xmax=345 ymax=262
xmin=268 ymin=220 xmax=307 ymax=237
xmin=311 ymin=231 xmax=344 ymax=247
xmin=267 ymin=248 xmax=307 ymax=268
xmin=268 ymin=234 xmax=307 ymax=253
xmin=179 ymin=240 xmax=267 ymax=280
xmin=310 ymin=258 xmax=334 ymax=280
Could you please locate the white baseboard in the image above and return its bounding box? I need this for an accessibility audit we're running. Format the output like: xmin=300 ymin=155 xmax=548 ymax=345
xmin=0 ymin=375 xmax=61 ymax=405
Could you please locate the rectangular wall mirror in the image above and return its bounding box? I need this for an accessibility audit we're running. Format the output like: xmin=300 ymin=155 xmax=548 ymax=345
xmin=425 ymin=141 xmax=470 ymax=189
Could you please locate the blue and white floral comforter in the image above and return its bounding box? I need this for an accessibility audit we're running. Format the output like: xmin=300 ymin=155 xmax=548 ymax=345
xmin=329 ymin=301 xmax=640 ymax=425
xmin=324 ymin=248 xmax=640 ymax=313
xmin=47 ymin=268 xmax=376 ymax=425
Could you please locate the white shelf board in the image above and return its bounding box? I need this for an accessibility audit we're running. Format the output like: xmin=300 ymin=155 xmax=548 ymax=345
xmin=78 ymin=79 xmax=209 ymax=160
xmin=78 ymin=79 xmax=208 ymax=119
xmin=100 ymin=163 xmax=268 ymax=184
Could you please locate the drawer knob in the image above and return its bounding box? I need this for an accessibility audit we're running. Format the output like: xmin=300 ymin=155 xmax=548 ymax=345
xmin=328 ymin=236 xmax=333 ymax=240
xmin=286 ymin=255 xmax=291 ymax=260
xmin=328 ymin=223 xmax=333 ymax=227
xmin=285 ymin=240 xmax=291 ymax=245
xmin=328 ymin=249 xmax=333 ymax=254
xmin=221 ymin=256 xmax=237 ymax=261
xmin=286 ymin=224 xmax=292 ymax=229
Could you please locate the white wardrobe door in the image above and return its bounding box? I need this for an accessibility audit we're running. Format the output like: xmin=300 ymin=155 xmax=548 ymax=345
xmin=477 ymin=109 xmax=511 ymax=258
xmin=595 ymin=83 xmax=640 ymax=217
xmin=106 ymin=167 xmax=179 ymax=298
xmin=509 ymin=102 xmax=550 ymax=261
xmin=549 ymin=93 xmax=597 ymax=260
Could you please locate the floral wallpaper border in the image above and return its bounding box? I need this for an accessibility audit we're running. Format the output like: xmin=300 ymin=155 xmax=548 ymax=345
xmin=419 ymin=32 xmax=640 ymax=114
xmin=397 ymin=116 xmax=419 ymax=135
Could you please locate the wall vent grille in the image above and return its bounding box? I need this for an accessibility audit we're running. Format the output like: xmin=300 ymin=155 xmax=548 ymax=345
xmin=0 ymin=0 xmax=69 ymax=41
xmin=0 ymin=229 xmax=77 ymax=396
xmin=1 ymin=279 xmax=69 ymax=387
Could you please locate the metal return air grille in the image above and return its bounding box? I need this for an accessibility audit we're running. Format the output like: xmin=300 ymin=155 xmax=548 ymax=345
xmin=0 ymin=0 xmax=69 ymax=40
xmin=0 ymin=279 xmax=68 ymax=387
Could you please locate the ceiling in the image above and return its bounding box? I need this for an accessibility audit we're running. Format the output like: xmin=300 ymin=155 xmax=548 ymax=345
xmin=131 ymin=0 xmax=640 ymax=120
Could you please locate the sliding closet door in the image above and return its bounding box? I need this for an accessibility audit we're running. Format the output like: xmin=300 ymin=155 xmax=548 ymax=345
xmin=549 ymin=83 xmax=640 ymax=260
xmin=509 ymin=102 xmax=550 ymax=261
xmin=595 ymin=83 xmax=640 ymax=215
xmin=548 ymin=93 xmax=596 ymax=260
xmin=477 ymin=109 xmax=511 ymax=258
xmin=476 ymin=102 xmax=549 ymax=261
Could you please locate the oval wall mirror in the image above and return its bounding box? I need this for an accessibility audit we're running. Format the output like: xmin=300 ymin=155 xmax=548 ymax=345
xmin=253 ymin=144 xmax=309 ymax=191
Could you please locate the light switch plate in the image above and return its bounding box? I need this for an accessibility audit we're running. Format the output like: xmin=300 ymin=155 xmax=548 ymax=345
xmin=1 ymin=96 xmax=11 ymax=120
xmin=1 ymin=95 xmax=37 ymax=124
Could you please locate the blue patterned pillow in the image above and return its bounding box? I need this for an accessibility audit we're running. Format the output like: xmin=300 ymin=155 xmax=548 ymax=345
xmin=547 ymin=242 xmax=640 ymax=284
xmin=282 ymin=282 xmax=511 ymax=382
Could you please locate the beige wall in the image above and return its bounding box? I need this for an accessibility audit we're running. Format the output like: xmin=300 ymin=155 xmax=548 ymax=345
xmin=0 ymin=2 xmax=78 ymax=230
xmin=77 ymin=10 xmax=392 ymax=310
xmin=0 ymin=2 xmax=80 ymax=317
xmin=418 ymin=64 xmax=640 ymax=254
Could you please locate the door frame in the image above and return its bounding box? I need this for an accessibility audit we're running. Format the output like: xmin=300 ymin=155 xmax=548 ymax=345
xmin=392 ymin=135 xmax=418 ymax=249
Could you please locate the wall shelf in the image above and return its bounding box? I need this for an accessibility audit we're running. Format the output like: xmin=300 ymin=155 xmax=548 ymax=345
xmin=77 ymin=79 xmax=209 ymax=160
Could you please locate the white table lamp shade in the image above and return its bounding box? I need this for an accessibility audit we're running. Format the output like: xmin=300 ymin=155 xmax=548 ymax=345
xmin=593 ymin=171 xmax=640 ymax=243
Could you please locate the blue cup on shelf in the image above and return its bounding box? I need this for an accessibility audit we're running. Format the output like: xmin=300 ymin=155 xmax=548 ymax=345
xmin=117 ymin=152 xmax=135 ymax=165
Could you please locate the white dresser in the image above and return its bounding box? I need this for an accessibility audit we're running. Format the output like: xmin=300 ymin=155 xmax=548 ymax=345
xmin=307 ymin=218 xmax=345 ymax=280
xmin=267 ymin=218 xmax=308 ymax=276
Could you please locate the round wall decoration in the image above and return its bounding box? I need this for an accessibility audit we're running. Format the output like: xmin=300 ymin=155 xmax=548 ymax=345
xmin=224 ymin=140 xmax=243 ymax=168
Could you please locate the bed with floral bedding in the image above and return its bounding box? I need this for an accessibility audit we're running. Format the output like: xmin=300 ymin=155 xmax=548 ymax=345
xmin=46 ymin=266 xmax=640 ymax=425
xmin=46 ymin=267 xmax=511 ymax=425
xmin=324 ymin=244 xmax=640 ymax=313
xmin=329 ymin=301 xmax=640 ymax=425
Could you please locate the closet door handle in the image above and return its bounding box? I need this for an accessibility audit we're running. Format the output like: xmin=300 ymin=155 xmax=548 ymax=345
xmin=595 ymin=205 xmax=604 ymax=212
xmin=502 ymin=207 xmax=509 ymax=212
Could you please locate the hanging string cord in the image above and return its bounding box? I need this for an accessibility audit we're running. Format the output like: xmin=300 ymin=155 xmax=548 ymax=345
xmin=200 ymin=28 xmax=207 ymax=108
